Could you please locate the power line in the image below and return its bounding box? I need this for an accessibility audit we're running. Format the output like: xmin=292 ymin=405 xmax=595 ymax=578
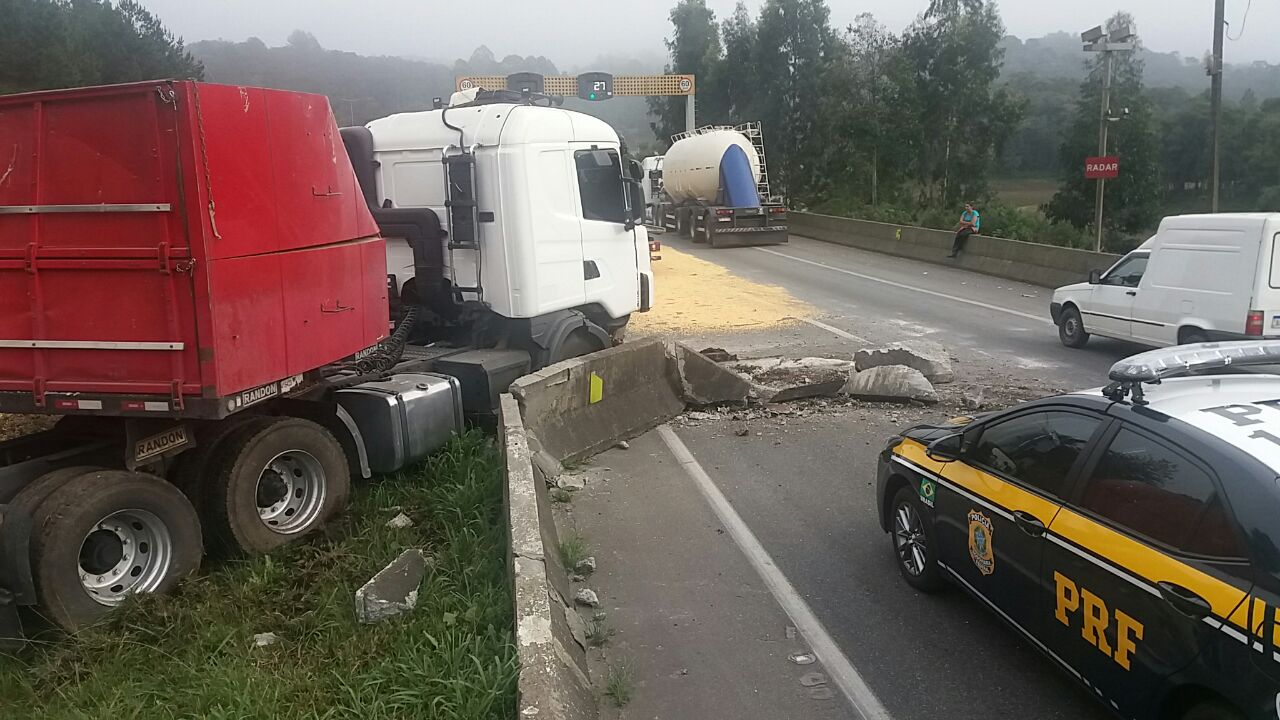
xmin=1226 ymin=0 xmax=1251 ymax=41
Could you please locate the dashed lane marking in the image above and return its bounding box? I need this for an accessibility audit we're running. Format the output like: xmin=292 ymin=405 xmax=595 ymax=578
xmin=753 ymin=247 xmax=1053 ymax=326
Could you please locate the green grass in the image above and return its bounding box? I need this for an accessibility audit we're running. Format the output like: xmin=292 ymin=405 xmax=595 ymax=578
xmin=604 ymin=660 xmax=633 ymax=707
xmin=990 ymin=177 xmax=1058 ymax=209
xmin=557 ymin=534 xmax=589 ymax=573
xmin=0 ymin=431 xmax=517 ymax=720
xmin=584 ymin=615 xmax=612 ymax=648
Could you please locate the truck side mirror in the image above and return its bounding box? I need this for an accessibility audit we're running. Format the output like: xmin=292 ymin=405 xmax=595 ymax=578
xmin=624 ymin=181 xmax=645 ymax=230
xmin=627 ymin=159 xmax=643 ymax=181
xmin=1088 ymin=269 xmax=1102 ymax=285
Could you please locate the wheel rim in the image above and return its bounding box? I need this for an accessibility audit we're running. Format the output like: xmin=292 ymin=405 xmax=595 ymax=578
xmin=1064 ymin=315 xmax=1080 ymax=339
xmin=78 ymin=509 xmax=173 ymax=606
xmin=256 ymin=450 xmax=327 ymax=535
xmin=893 ymin=502 xmax=928 ymax=577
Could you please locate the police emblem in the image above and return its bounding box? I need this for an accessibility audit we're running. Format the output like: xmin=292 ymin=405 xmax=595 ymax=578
xmin=967 ymin=510 xmax=994 ymax=576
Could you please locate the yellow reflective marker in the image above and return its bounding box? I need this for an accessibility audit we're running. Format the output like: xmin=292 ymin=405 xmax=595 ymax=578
xmin=589 ymin=372 xmax=604 ymax=404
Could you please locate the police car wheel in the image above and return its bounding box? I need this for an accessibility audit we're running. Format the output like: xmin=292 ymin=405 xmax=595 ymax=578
xmin=890 ymin=486 xmax=944 ymax=592
xmin=1180 ymin=699 xmax=1244 ymax=720
xmin=1058 ymin=306 xmax=1089 ymax=348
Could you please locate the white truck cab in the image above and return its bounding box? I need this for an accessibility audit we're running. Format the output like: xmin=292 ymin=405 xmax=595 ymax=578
xmin=365 ymin=99 xmax=653 ymax=333
xmin=1052 ymin=213 xmax=1280 ymax=348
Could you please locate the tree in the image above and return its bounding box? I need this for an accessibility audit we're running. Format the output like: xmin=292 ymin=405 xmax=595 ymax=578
xmin=1046 ymin=13 xmax=1161 ymax=241
xmin=0 ymin=0 xmax=201 ymax=94
xmin=707 ymin=2 xmax=757 ymax=124
xmin=753 ymin=0 xmax=834 ymax=195
xmin=899 ymin=0 xmax=1023 ymax=205
xmin=648 ymin=0 xmax=722 ymax=145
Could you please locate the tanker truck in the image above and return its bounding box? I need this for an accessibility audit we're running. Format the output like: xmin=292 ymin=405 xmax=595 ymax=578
xmin=0 ymin=81 xmax=650 ymax=633
xmin=654 ymin=122 xmax=788 ymax=248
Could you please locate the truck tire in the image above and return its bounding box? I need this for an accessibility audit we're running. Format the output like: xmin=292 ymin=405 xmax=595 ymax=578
xmin=551 ymin=328 xmax=608 ymax=363
xmin=8 ymin=465 xmax=99 ymax=520
xmin=202 ymin=417 xmax=349 ymax=555
xmin=169 ymin=416 xmax=260 ymax=515
xmin=29 ymin=470 xmax=202 ymax=630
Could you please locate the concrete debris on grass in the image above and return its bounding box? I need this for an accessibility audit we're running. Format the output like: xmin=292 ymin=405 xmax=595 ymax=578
xmin=252 ymin=632 xmax=278 ymax=647
xmin=354 ymin=549 xmax=429 ymax=624
xmin=574 ymin=588 xmax=601 ymax=608
xmin=385 ymin=512 xmax=414 ymax=529
xmin=854 ymin=342 xmax=955 ymax=384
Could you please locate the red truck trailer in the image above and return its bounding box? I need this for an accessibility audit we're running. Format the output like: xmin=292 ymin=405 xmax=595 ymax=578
xmin=0 ymin=81 xmax=468 ymax=634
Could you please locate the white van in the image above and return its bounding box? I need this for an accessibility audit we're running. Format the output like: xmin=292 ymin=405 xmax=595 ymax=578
xmin=1051 ymin=213 xmax=1280 ymax=348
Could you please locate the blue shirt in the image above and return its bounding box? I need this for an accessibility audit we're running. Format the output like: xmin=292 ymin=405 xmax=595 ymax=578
xmin=961 ymin=209 xmax=980 ymax=231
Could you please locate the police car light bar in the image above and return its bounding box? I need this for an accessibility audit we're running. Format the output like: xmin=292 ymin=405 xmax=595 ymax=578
xmin=1108 ymin=341 xmax=1280 ymax=384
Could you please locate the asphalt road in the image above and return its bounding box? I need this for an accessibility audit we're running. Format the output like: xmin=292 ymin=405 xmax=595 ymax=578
xmin=667 ymin=233 xmax=1146 ymax=390
xmin=573 ymin=234 xmax=1151 ymax=718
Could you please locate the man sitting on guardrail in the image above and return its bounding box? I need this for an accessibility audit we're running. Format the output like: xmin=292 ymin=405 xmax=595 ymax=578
xmin=948 ymin=202 xmax=980 ymax=258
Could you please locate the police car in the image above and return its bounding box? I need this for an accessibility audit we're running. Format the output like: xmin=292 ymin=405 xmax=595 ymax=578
xmin=876 ymin=342 xmax=1280 ymax=720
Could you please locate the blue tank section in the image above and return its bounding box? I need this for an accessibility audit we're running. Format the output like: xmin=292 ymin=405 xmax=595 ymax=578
xmin=718 ymin=144 xmax=761 ymax=208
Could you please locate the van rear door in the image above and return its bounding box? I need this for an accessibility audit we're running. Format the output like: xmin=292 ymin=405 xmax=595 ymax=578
xmin=1256 ymin=227 xmax=1280 ymax=337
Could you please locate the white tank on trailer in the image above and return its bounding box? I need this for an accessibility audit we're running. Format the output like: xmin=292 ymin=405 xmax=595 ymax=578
xmin=662 ymin=129 xmax=761 ymax=204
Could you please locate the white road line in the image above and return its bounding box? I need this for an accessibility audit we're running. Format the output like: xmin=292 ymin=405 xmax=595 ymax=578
xmin=799 ymin=317 xmax=870 ymax=344
xmin=753 ymin=247 xmax=1053 ymax=326
xmin=657 ymin=424 xmax=891 ymax=720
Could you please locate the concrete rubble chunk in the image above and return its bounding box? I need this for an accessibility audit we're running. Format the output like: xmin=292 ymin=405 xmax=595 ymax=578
xmin=669 ymin=342 xmax=753 ymax=406
xmin=842 ymin=365 xmax=939 ymax=404
xmin=573 ymin=588 xmax=601 ymax=608
xmin=574 ymin=556 xmax=596 ymax=575
xmin=563 ymin=604 xmax=588 ymax=650
xmin=963 ymin=386 xmax=986 ymax=410
xmin=252 ymin=632 xmax=278 ymax=647
xmin=556 ymin=474 xmax=586 ymax=492
xmin=854 ymin=342 xmax=954 ymax=384
xmin=354 ymin=549 xmax=429 ymax=624
xmin=734 ymin=357 xmax=857 ymax=403
xmin=386 ymin=512 xmax=414 ymax=529
xmin=699 ymin=347 xmax=738 ymax=362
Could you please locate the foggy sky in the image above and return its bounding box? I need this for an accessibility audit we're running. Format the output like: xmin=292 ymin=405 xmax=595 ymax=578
xmin=138 ymin=0 xmax=1277 ymax=67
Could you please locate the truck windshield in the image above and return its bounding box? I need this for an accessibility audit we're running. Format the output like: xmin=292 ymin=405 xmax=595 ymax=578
xmin=575 ymin=149 xmax=626 ymax=224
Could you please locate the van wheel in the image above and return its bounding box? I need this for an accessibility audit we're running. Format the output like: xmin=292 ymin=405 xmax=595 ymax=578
xmin=1058 ymin=307 xmax=1090 ymax=348
xmin=1180 ymin=329 xmax=1210 ymax=345
xmin=203 ymin=418 xmax=349 ymax=555
xmin=30 ymin=470 xmax=202 ymax=630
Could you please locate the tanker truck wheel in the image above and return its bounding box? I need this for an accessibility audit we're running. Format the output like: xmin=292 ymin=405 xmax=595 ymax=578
xmin=203 ymin=417 xmax=349 ymax=555
xmin=29 ymin=470 xmax=202 ymax=631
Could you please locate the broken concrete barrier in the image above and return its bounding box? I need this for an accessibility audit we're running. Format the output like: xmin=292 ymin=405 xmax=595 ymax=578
xmin=854 ymin=342 xmax=954 ymax=384
xmin=842 ymin=365 xmax=939 ymax=404
xmin=354 ymin=549 xmax=429 ymax=624
xmin=732 ymin=357 xmax=858 ymax=403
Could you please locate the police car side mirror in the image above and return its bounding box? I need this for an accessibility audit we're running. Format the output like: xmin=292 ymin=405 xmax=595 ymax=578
xmin=925 ymin=434 xmax=963 ymax=462
xmin=1088 ymin=269 xmax=1102 ymax=285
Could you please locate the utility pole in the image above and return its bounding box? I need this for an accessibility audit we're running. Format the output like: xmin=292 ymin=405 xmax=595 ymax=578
xmin=1094 ymin=51 xmax=1114 ymax=253
xmin=1210 ymin=0 xmax=1225 ymax=212
xmin=1082 ymin=24 xmax=1136 ymax=252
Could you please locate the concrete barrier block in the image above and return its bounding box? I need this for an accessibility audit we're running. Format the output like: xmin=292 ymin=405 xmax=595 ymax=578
xmin=668 ymin=342 xmax=753 ymax=406
xmin=501 ymin=395 xmax=596 ymax=720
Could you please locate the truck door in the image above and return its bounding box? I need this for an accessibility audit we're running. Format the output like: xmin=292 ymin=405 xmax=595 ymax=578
xmin=572 ymin=148 xmax=636 ymax=318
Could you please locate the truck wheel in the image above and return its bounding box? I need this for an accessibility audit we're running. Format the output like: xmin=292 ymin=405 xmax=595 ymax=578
xmin=8 ymin=465 xmax=99 ymax=519
xmin=203 ymin=417 xmax=349 ymax=555
xmin=30 ymin=470 xmax=202 ymax=630
xmin=1058 ymin=306 xmax=1089 ymax=348
xmin=551 ymin=329 xmax=607 ymax=363
xmin=169 ymin=417 xmax=259 ymax=515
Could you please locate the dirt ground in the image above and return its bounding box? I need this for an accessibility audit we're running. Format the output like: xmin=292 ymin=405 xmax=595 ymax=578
xmin=630 ymin=245 xmax=816 ymax=335
xmin=0 ymin=414 xmax=54 ymax=442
